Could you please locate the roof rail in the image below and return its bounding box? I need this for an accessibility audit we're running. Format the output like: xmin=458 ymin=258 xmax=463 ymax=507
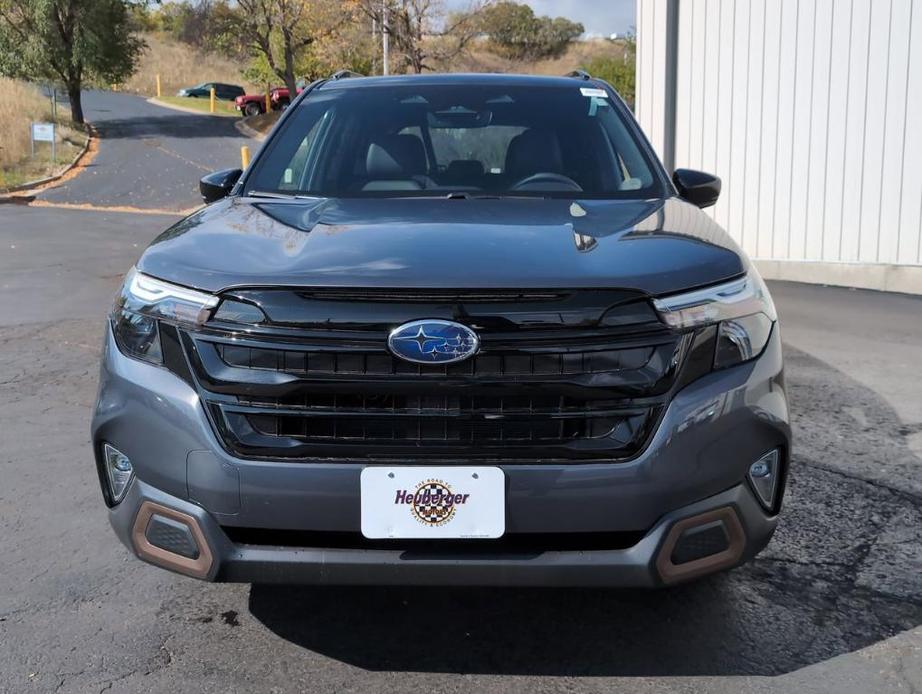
xmin=330 ymin=70 xmax=364 ymax=80
xmin=565 ymin=69 xmax=592 ymax=80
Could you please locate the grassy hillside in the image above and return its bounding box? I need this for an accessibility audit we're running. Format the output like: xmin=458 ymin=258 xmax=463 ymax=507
xmin=123 ymin=33 xmax=259 ymax=96
xmin=0 ymin=78 xmax=88 ymax=191
xmin=445 ymin=39 xmax=635 ymax=105
xmin=128 ymin=33 xmax=631 ymax=98
xmin=449 ymin=38 xmax=632 ymax=75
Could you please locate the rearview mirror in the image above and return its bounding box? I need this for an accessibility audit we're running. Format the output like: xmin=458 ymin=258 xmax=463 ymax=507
xmin=200 ymin=168 xmax=242 ymax=204
xmin=673 ymin=169 xmax=721 ymax=208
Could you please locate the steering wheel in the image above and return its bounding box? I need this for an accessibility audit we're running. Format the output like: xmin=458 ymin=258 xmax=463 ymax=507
xmin=510 ymin=172 xmax=582 ymax=192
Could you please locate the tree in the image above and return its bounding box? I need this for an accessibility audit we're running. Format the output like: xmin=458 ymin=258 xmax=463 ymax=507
xmin=0 ymin=0 xmax=144 ymax=124
xmin=479 ymin=1 xmax=583 ymax=61
xmin=235 ymin=0 xmax=350 ymax=94
xmin=359 ymin=0 xmax=488 ymax=74
xmin=152 ymin=0 xmax=247 ymax=60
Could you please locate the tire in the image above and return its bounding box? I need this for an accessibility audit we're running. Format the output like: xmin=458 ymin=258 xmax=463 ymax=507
xmin=244 ymin=102 xmax=262 ymax=117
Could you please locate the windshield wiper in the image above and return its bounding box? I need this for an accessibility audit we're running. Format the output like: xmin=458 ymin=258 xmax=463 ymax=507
xmin=444 ymin=192 xmax=548 ymax=200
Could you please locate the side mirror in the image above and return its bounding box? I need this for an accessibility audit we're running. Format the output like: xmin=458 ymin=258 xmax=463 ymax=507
xmin=200 ymin=168 xmax=242 ymax=204
xmin=673 ymin=169 xmax=721 ymax=208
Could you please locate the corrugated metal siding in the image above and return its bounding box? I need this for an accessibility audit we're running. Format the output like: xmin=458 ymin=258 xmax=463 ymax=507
xmin=636 ymin=0 xmax=922 ymax=267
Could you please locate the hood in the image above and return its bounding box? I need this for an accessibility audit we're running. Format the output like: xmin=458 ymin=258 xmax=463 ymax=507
xmin=137 ymin=196 xmax=747 ymax=297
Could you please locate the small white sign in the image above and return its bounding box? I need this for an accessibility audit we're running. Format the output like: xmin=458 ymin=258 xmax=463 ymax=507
xmin=32 ymin=122 xmax=55 ymax=142
xmin=361 ymin=466 xmax=505 ymax=539
xmin=580 ymin=87 xmax=608 ymax=98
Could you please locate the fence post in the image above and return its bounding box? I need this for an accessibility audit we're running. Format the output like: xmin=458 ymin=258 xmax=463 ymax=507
xmin=240 ymin=145 xmax=250 ymax=169
xmin=265 ymin=92 xmax=271 ymax=114
xmin=156 ymin=74 xmax=161 ymax=98
xmin=210 ymin=87 xmax=216 ymax=113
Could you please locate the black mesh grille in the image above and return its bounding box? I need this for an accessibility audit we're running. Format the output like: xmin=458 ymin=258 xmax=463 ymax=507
xmin=670 ymin=521 xmax=730 ymax=565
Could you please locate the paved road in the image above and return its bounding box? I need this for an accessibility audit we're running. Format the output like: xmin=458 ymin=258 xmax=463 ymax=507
xmin=0 ymin=91 xmax=920 ymax=693
xmin=39 ymin=90 xmax=252 ymax=211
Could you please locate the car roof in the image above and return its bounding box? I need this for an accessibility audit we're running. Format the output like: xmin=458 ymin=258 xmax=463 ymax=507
xmin=317 ymin=73 xmax=598 ymax=91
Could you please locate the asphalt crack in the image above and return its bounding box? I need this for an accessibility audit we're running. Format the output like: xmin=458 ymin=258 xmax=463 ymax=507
xmin=796 ymin=455 xmax=922 ymax=506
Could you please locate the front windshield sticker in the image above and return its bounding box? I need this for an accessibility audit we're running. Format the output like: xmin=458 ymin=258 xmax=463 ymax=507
xmin=580 ymin=87 xmax=608 ymax=98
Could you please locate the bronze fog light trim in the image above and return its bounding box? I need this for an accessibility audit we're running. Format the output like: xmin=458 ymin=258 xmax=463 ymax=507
xmin=131 ymin=501 xmax=214 ymax=579
xmin=655 ymin=506 xmax=746 ymax=585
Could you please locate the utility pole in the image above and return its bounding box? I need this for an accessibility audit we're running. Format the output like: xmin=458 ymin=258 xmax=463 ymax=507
xmin=382 ymin=1 xmax=389 ymax=75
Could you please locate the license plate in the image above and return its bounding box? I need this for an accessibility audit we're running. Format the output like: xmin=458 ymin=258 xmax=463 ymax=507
xmin=360 ymin=466 xmax=505 ymax=539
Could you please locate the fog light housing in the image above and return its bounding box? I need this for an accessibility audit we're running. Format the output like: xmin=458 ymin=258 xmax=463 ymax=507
xmin=748 ymin=449 xmax=781 ymax=511
xmin=103 ymin=443 xmax=134 ymax=504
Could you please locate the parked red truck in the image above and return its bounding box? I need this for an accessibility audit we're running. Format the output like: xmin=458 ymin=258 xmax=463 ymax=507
xmin=268 ymin=83 xmax=305 ymax=110
xmin=235 ymin=84 xmax=306 ymax=117
xmin=234 ymin=92 xmax=271 ymax=117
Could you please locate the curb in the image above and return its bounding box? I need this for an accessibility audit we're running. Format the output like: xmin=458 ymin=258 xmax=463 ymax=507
xmin=147 ymin=96 xmax=238 ymax=118
xmin=0 ymin=125 xmax=93 ymax=200
xmin=234 ymin=118 xmax=266 ymax=141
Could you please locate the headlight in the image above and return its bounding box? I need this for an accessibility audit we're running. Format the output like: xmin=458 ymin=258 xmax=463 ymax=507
xmin=653 ymin=274 xmax=776 ymax=369
xmin=111 ymin=268 xmax=218 ymax=364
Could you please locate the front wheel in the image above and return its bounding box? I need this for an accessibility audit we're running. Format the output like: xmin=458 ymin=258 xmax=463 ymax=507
xmin=244 ymin=102 xmax=262 ymax=117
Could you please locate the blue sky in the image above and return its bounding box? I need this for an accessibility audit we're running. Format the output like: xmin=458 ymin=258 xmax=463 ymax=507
xmin=520 ymin=0 xmax=635 ymax=36
xmin=450 ymin=0 xmax=636 ymax=37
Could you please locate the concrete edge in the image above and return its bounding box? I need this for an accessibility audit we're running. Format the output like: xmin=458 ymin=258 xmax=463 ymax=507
xmin=755 ymin=259 xmax=922 ymax=296
xmin=147 ymin=96 xmax=238 ymax=119
xmin=234 ymin=118 xmax=267 ymax=141
xmin=0 ymin=126 xmax=92 ymax=197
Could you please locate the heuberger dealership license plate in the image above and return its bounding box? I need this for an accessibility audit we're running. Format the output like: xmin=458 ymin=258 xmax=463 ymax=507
xmin=360 ymin=466 xmax=505 ymax=539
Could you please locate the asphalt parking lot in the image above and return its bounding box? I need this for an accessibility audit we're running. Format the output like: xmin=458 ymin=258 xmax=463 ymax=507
xmin=0 ymin=92 xmax=919 ymax=693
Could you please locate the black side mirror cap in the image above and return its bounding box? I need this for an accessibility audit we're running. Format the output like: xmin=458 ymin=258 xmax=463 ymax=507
xmin=673 ymin=169 xmax=721 ymax=208
xmin=200 ymin=168 xmax=242 ymax=204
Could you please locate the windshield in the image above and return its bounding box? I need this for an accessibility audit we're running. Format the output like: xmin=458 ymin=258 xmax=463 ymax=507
xmin=245 ymin=83 xmax=664 ymax=199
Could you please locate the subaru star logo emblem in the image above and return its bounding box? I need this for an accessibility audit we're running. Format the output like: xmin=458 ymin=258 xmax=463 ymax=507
xmin=388 ymin=320 xmax=480 ymax=365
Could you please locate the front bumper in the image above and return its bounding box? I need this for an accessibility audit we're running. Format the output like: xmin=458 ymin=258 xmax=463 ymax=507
xmin=92 ymin=325 xmax=790 ymax=586
xmin=111 ymin=477 xmax=774 ymax=586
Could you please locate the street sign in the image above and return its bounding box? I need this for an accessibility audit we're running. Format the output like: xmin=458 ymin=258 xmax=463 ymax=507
xmin=30 ymin=122 xmax=56 ymax=162
xmin=32 ymin=122 xmax=55 ymax=142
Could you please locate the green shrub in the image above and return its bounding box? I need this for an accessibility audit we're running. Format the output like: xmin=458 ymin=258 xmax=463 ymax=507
xmin=582 ymin=53 xmax=635 ymax=109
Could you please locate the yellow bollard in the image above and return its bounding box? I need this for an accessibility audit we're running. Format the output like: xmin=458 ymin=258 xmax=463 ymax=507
xmin=156 ymin=74 xmax=161 ymax=98
xmin=210 ymin=87 xmax=216 ymax=113
xmin=240 ymin=145 xmax=250 ymax=169
xmin=265 ymin=92 xmax=271 ymax=114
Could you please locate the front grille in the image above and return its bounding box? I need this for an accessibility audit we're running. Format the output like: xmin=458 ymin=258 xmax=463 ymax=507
xmin=236 ymin=396 xmax=652 ymax=442
xmin=216 ymin=342 xmax=658 ymax=377
xmin=174 ymin=288 xmax=693 ymax=463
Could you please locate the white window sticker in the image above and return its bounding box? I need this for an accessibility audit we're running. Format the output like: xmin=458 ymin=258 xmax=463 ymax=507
xmin=580 ymin=87 xmax=608 ymax=98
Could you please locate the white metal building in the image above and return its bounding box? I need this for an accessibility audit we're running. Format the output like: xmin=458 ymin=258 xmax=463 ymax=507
xmin=636 ymin=0 xmax=922 ymax=294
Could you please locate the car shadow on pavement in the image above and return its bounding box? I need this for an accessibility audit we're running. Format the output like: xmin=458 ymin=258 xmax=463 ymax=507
xmin=248 ymin=346 xmax=922 ymax=677
xmin=91 ymin=115 xmax=243 ymax=141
